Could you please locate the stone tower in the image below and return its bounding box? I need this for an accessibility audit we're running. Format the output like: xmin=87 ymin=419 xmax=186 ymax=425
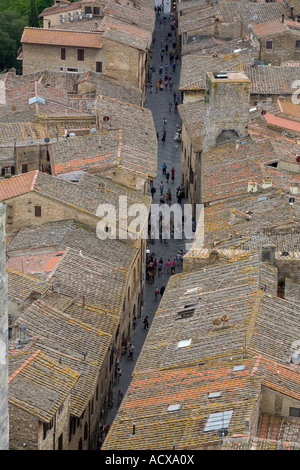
xmin=202 ymin=71 xmax=251 ymax=152
xmin=0 ymin=203 xmax=8 ymax=450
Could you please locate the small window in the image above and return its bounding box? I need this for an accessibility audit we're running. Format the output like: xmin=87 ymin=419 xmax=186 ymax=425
xmin=290 ymin=407 xmax=300 ymax=417
xmin=35 ymin=206 xmax=42 ymax=217
xmin=96 ymin=61 xmax=102 ymax=73
xmin=78 ymin=49 xmax=84 ymax=61
xmin=85 ymin=6 xmax=92 ymax=14
xmin=22 ymin=163 xmax=28 ymax=173
xmin=93 ymin=6 xmax=100 ymax=15
xmin=296 ymin=40 xmax=300 ymax=49
xmin=266 ymin=40 xmax=273 ymax=50
xmin=61 ymin=48 xmax=66 ymax=60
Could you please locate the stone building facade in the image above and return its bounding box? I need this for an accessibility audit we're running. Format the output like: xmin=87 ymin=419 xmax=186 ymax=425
xmin=21 ymin=27 xmax=149 ymax=95
xmin=202 ymin=71 xmax=251 ymax=152
xmin=250 ymin=19 xmax=300 ymax=65
xmin=0 ymin=203 xmax=8 ymax=450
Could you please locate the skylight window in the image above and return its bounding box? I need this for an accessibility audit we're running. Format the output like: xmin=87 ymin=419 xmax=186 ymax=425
xmin=167 ymin=404 xmax=182 ymax=412
xmin=208 ymin=392 xmax=222 ymax=399
xmin=177 ymin=339 xmax=191 ymax=349
xmin=232 ymin=365 xmax=246 ymax=372
xmin=204 ymin=410 xmax=233 ymax=432
xmin=184 ymin=288 xmax=198 ymax=295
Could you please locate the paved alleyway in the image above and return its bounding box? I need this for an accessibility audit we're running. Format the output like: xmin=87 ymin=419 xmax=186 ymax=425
xmin=103 ymin=11 xmax=184 ymax=442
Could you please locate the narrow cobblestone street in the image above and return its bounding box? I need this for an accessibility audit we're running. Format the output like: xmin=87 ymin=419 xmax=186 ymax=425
xmin=104 ymin=10 xmax=185 ymax=438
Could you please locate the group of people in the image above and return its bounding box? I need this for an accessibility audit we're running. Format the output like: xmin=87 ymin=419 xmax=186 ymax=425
xmin=146 ymin=250 xmax=184 ymax=284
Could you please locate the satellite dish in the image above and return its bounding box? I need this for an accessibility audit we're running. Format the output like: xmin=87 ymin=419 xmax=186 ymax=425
xmin=44 ymin=137 xmax=50 ymax=143
xmin=90 ymin=128 xmax=97 ymax=134
xmin=296 ymin=155 xmax=300 ymax=162
xmin=103 ymin=116 xmax=110 ymax=122
xmin=69 ymin=132 xmax=76 ymax=137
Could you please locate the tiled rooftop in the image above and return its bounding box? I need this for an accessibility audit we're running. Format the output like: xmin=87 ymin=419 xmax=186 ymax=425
xmin=102 ymin=359 xmax=262 ymax=450
xmin=203 ymin=187 xmax=298 ymax=249
xmin=0 ymin=171 xmax=151 ymax=225
xmin=251 ymin=17 xmax=300 ymax=37
xmin=244 ymin=65 xmax=300 ymax=96
xmin=178 ymin=101 xmax=205 ymax=152
xmin=8 ymin=349 xmax=80 ymax=423
xmin=201 ymin=137 xmax=276 ymax=203
xmin=103 ymin=253 xmax=300 ymax=449
xmin=7 ymin=268 xmax=52 ymax=303
xmin=179 ymin=52 xmax=253 ymax=91
xmin=76 ymin=71 xmax=142 ymax=105
xmin=13 ymin=299 xmax=112 ymax=417
xmin=21 ymin=27 xmax=103 ymax=48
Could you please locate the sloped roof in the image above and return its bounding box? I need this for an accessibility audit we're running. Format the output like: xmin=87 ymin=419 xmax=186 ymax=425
xmin=103 ymin=359 xmax=263 ymax=450
xmin=21 ymin=27 xmax=102 ymax=48
xmin=14 ymin=299 xmax=112 ymax=417
xmin=8 ymin=349 xmax=80 ymax=423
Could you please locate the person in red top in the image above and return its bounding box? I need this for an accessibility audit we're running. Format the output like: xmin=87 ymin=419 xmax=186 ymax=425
xmin=171 ymin=167 xmax=175 ymax=182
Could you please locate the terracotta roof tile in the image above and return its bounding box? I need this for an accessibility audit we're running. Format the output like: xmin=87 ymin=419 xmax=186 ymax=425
xmin=21 ymin=27 xmax=102 ymax=49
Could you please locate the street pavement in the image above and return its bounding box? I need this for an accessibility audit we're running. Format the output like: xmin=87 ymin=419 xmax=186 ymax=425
xmin=104 ymin=11 xmax=184 ymax=439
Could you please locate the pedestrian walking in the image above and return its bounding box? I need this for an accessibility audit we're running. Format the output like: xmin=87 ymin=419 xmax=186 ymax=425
xmin=117 ymin=390 xmax=123 ymax=404
xmin=162 ymin=162 xmax=167 ymax=175
xmin=156 ymin=80 xmax=159 ymax=92
xmin=143 ymin=315 xmax=149 ymax=329
xmin=173 ymin=91 xmax=177 ymax=103
xmin=166 ymin=171 xmax=170 ymax=183
xmin=158 ymin=258 xmax=163 ymax=275
xmin=171 ymin=167 xmax=175 ymax=182
xmin=160 ymin=181 xmax=164 ymax=195
xmin=160 ymin=285 xmax=165 ymax=298
xmin=115 ymin=367 xmax=122 ymax=384
xmin=151 ymin=186 xmax=156 ymax=198
xmin=128 ymin=343 xmax=134 ymax=361
xmin=166 ymin=188 xmax=172 ymax=205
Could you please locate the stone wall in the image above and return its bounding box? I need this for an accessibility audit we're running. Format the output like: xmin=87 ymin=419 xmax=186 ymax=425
xmin=0 ymin=203 xmax=8 ymax=450
xmin=22 ymin=39 xmax=143 ymax=90
xmin=256 ymin=30 xmax=300 ymax=65
xmin=202 ymin=72 xmax=251 ymax=152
